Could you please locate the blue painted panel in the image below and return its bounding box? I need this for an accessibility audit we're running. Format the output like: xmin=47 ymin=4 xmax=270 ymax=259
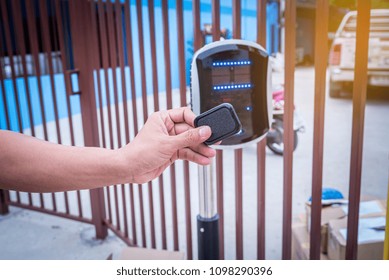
xmin=1 ymin=0 xmax=279 ymax=129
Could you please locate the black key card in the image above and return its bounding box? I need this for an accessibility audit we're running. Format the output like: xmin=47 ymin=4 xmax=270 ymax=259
xmin=194 ymin=103 xmax=242 ymax=145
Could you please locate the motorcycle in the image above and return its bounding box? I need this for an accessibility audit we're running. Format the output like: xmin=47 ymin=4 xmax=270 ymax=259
xmin=266 ymin=86 xmax=306 ymax=155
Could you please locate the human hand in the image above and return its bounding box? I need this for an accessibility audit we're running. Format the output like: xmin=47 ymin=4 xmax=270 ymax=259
xmin=120 ymin=107 xmax=215 ymax=184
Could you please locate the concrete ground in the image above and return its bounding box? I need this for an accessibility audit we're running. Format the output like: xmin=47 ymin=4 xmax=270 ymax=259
xmin=0 ymin=206 xmax=125 ymax=259
xmin=0 ymin=67 xmax=388 ymax=260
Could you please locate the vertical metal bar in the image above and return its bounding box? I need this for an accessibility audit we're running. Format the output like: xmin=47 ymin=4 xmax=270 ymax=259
xmin=68 ymin=0 xmax=107 ymax=239
xmin=11 ymin=0 xmax=35 ymax=137
xmin=162 ymin=0 xmax=179 ymax=251
xmin=121 ymin=186 xmax=129 ymax=238
xmin=106 ymin=1 xmax=122 ymax=147
xmin=90 ymin=3 xmax=107 ymax=149
xmin=39 ymin=0 xmax=62 ymax=145
xmin=89 ymin=0 xmax=108 ymax=217
xmin=129 ymin=185 xmax=137 ymax=245
xmin=97 ymin=0 xmax=115 ymax=151
xmin=124 ymin=0 xmax=139 ymax=245
xmin=25 ymin=0 xmax=49 ymax=208
xmin=138 ymin=186 xmax=146 ymax=247
xmin=215 ymin=150 xmax=224 ymax=259
xmin=193 ymin=0 xmax=201 ymax=51
xmin=49 ymin=1 xmax=62 ymax=209
xmin=104 ymin=190 xmax=112 ymax=223
xmin=310 ymin=0 xmax=329 ymax=260
xmin=2 ymin=0 xmax=21 ymax=213
xmin=257 ymin=0 xmax=266 ymax=46
xmin=232 ymin=0 xmax=243 ymax=260
xmin=0 ymin=189 xmax=9 ymax=215
xmin=114 ymin=0 xmax=130 ymax=146
xmin=0 ymin=35 xmax=12 ymax=139
xmin=234 ymin=150 xmax=243 ymax=260
xmin=25 ymin=0 xmax=48 ymax=140
xmin=97 ymin=0 xmax=115 ymax=223
xmin=212 ymin=0 xmax=220 ymax=41
xmin=0 ymin=0 xmax=23 ymax=134
xmin=148 ymin=0 xmax=160 ymax=112
xmin=54 ymin=0 xmax=77 ymax=215
xmin=0 ymin=71 xmax=11 ymax=131
xmin=212 ymin=0 xmax=224 ymax=260
xmin=346 ymin=0 xmax=371 ymax=260
xmin=39 ymin=0 xmax=62 ymax=212
xmin=106 ymin=0 xmax=122 ymax=232
xmin=147 ymin=0 xmax=160 ymax=250
xmin=135 ymin=0 xmax=148 ymax=121
xmin=0 ymin=34 xmax=11 ymax=131
xmin=74 ymin=190 xmax=83 ymax=217
xmin=146 ymin=181 xmax=156 ymax=248
xmin=134 ymin=0 xmax=147 ymax=247
xmin=69 ymin=0 xmax=88 ymax=219
xmin=256 ymin=140 xmax=266 ymax=260
xmin=124 ymin=0 xmax=139 ymax=135
xmin=232 ymin=0 xmax=241 ymax=39
xmin=177 ymin=0 xmax=192 ymax=259
xmin=143 ymin=1 xmax=157 ymax=250
xmin=161 ymin=0 xmax=172 ymax=110
xmin=115 ymin=0 xmax=130 ymax=239
xmin=282 ymin=0 xmax=296 ymax=260
xmin=256 ymin=0 xmax=267 ymax=260
xmin=8 ymin=0 xmax=33 ymax=207
xmin=49 ymin=1 xmax=60 ymax=77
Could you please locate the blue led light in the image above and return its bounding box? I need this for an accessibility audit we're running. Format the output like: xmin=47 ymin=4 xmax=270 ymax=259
xmin=212 ymin=60 xmax=252 ymax=67
xmin=212 ymin=83 xmax=253 ymax=91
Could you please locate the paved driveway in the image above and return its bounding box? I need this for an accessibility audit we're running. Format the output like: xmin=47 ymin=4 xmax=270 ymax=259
xmin=0 ymin=67 xmax=387 ymax=260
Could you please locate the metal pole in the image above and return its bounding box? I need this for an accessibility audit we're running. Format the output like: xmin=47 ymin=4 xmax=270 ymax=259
xmin=197 ymin=163 xmax=219 ymax=260
xmin=346 ymin=0 xmax=371 ymax=260
xmin=0 ymin=189 xmax=9 ymax=215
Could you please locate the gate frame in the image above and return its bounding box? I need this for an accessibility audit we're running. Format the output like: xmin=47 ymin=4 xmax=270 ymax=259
xmin=68 ymin=0 xmax=108 ymax=239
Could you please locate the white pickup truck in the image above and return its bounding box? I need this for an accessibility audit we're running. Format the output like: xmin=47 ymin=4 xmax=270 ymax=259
xmin=328 ymin=9 xmax=389 ymax=97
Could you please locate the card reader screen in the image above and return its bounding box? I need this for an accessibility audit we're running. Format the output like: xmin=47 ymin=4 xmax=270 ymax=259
xmin=195 ymin=44 xmax=269 ymax=145
xmin=211 ymin=61 xmax=251 ymax=87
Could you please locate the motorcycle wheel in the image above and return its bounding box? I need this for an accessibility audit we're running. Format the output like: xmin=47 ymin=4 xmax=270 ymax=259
xmin=266 ymin=120 xmax=298 ymax=155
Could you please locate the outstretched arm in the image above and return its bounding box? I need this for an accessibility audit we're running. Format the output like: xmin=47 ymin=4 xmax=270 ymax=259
xmin=0 ymin=107 xmax=214 ymax=193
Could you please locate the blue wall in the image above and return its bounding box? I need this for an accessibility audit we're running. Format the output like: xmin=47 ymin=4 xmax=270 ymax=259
xmin=0 ymin=0 xmax=279 ymax=131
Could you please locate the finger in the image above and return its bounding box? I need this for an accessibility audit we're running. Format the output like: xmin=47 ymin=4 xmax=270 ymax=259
xmin=167 ymin=107 xmax=196 ymax=126
xmin=190 ymin=143 xmax=216 ymax=158
xmin=170 ymin=123 xmax=192 ymax=135
xmin=172 ymin=126 xmax=212 ymax=149
xmin=178 ymin=148 xmax=212 ymax=165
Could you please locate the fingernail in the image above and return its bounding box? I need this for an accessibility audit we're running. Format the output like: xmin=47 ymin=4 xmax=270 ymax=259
xmin=199 ymin=126 xmax=210 ymax=138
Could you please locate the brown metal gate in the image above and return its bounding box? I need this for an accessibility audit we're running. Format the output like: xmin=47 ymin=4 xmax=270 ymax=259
xmin=0 ymin=0 xmax=373 ymax=260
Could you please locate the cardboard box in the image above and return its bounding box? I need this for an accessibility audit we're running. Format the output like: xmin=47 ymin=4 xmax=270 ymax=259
xmin=305 ymin=204 xmax=346 ymax=254
xmin=327 ymin=216 xmax=386 ymax=260
xmin=113 ymin=247 xmax=186 ymax=260
xmin=305 ymin=200 xmax=386 ymax=254
xmin=292 ymin=222 xmax=328 ymax=260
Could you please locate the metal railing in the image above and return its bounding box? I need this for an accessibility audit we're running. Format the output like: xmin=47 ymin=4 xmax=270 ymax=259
xmin=0 ymin=0 xmax=374 ymax=260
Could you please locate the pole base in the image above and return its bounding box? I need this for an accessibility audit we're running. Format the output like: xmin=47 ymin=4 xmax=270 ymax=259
xmin=197 ymin=214 xmax=219 ymax=260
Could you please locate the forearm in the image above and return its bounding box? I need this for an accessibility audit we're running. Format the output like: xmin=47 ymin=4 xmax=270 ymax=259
xmin=0 ymin=130 xmax=131 ymax=193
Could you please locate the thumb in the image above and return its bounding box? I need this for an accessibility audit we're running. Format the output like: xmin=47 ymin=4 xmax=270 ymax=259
xmin=172 ymin=126 xmax=212 ymax=149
